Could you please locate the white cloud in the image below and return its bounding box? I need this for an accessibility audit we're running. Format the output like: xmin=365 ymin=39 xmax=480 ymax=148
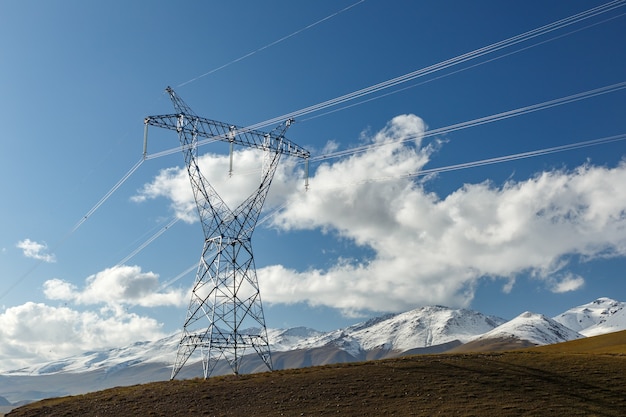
xmin=0 ymin=302 xmax=167 ymax=371
xmin=548 ymin=273 xmax=586 ymax=293
xmin=133 ymin=114 xmax=626 ymax=316
xmin=43 ymin=265 xmax=187 ymax=308
xmin=268 ymin=118 xmax=626 ymax=314
xmin=0 ymin=265 xmax=187 ymax=370
xmin=132 ymin=146 xmax=305 ymax=222
xmin=16 ymin=239 xmax=56 ymax=263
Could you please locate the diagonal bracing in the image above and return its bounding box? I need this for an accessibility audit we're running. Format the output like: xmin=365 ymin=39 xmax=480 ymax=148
xmin=145 ymin=87 xmax=309 ymax=379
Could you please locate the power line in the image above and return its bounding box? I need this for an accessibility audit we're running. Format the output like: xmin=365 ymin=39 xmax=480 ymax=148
xmin=147 ymin=0 xmax=626 ymax=160
xmin=299 ymin=11 xmax=626 ymax=124
xmin=115 ymin=216 xmax=181 ymax=267
xmin=5 ymin=2 xmax=623 ymax=302
xmin=262 ymin=0 xmax=624 ymax=127
xmin=238 ymin=1 xmax=626 ymax=128
xmin=146 ymin=81 xmax=626 ymax=261
xmin=69 ymin=158 xmax=145 ymax=234
xmin=149 ymin=80 xmax=626 ymax=181
xmin=0 ymin=158 xmax=146 ymax=302
xmin=176 ymin=0 xmax=366 ymax=88
xmin=349 ymin=133 xmax=626 ymax=185
xmin=158 ymin=263 xmax=198 ymax=291
xmin=25 ymin=80 xmax=626 ymax=296
xmin=309 ymin=81 xmax=626 ymax=162
xmin=68 ymin=0 xmax=626 ymax=303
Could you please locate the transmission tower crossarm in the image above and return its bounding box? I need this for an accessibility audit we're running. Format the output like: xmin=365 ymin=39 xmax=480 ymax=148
xmin=144 ymin=113 xmax=309 ymax=159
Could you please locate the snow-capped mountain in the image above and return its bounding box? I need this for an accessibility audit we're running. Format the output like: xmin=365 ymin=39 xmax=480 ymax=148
xmin=2 ymin=298 xmax=625 ymax=406
xmin=4 ymin=327 xmax=324 ymax=377
xmin=283 ymin=305 xmax=506 ymax=356
xmin=552 ymin=297 xmax=626 ymax=337
xmin=5 ymin=335 xmax=179 ymax=376
xmin=471 ymin=311 xmax=584 ymax=346
xmin=4 ymin=307 xmax=502 ymax=377
xmin=267 ymin=327 xmax=326 ymax=352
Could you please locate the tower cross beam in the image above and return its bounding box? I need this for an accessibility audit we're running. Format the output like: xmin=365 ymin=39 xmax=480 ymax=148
xmin=145 ymin=87 xmax=308 ymax=380
xmin=144 ymin=113 xmax=310 ymax=159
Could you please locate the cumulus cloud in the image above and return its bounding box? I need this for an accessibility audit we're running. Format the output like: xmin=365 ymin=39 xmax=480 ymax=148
xmin=548 ymin=273 xmax=586 ymax=293
xmin=0 ymin=265 xmax=188 ymax=370
xmin=133 ymin=114 xmax=626 ymax=316
xmin=16 ymin=239 xmax=56 ymax=263
xmin=132 ymin=146 xmax=304 ymax=222
xmin=268 ymin=162 xmax=626 ymax=313
xmin=43 ymin=265 xmax=187 ymax=308
xmin=0 ymin=301 xmax=167 ymax=371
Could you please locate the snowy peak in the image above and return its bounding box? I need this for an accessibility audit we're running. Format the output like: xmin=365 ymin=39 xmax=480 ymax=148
xmin=350 ymin=305 xmax=505 ymax=351
xmin=267 ymin=327 xmax=325 ymax=351
xmin=553 ymin=297 xmax=620 ymax=331
xmin=476 ymin=311 xmax=583 ymax=346
xmin=581 ymin=307 xmax=626 ymax=337
xmin=553 ymin=297 xmax=626 ymax=336
xmin=6 ymin=334 xmax=179 ymax=376
xmin=287 ymin=305 xmax=505 ymax=355
xmin=6 ymin=299 xmax=626 ymax=379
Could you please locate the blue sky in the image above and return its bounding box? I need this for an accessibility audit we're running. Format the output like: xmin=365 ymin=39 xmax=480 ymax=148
xmin=1 ymin=0 xmax=625 ymax=369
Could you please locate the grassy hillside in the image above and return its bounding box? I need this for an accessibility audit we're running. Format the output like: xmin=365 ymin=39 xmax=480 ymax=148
xmin=7 ymin=331 xmax=626 ymax=416
xmin=446 ymin=335 xmax=536 ymax=353
xmin=447 ymin=329 xmax=626 ymax=354
xmin=532 ymin=329 xmax=626 ymax=354
xmin=8 ymin=349 xmax=626 ymax=416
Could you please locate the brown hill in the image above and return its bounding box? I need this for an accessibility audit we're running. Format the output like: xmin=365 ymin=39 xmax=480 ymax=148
xmin=531 ymin=329 xmax=626 ymax=354
xmin=447 ymin=328 xmax=626 ymax=355
xmin=7 ymin=348 xmax=626 ymax=417
xmin=446 ymin=335 xmax=537 ymax=353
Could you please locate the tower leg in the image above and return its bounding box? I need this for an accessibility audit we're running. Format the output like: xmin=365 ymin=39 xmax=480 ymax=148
xmin=171 ymin=233 xmax=272 ymax=379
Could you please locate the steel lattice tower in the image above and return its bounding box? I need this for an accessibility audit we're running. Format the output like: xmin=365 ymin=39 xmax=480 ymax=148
xmin=145 ymin=87 xmax=309 ymax=379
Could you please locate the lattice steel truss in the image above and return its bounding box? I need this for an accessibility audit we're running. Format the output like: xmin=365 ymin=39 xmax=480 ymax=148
xmin=145 ymin=87 xmax=309 ymax=379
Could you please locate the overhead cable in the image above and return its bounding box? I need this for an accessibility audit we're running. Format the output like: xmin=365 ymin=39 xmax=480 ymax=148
xmin=0 ymin=158 xmax=147 ymax=302
xmin=158 ymin=263 xmax=198 ymax=290
xmin=299 ymin=11 xmax=626 ymax=123
xmin=115 ymin=216 xmax=181 ymax=267
xmin=70 ymin=158 xmax=145 ymax=234
xmin=108 ymin=80 xmax=626 ymax=271
xmin=176 ymin=0 xmax=366 ymax=88
xmin=257 ymin=0 xmax=625 ymax=128
xmin=146 ymin=0 xmax=626 ymax=160
xmin=310 ymin=81 xmax=626 ymax=162
xmin=355 ymin=133 xmax=626 ymax=185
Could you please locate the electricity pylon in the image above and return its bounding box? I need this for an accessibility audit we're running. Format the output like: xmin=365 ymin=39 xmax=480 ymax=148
xmin=144 ymin=87 xmax=309 ymax=379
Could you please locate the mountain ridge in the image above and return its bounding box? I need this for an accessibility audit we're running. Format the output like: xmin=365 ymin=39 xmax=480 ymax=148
xmin=1 ymin=297 xmax=625 ymax=406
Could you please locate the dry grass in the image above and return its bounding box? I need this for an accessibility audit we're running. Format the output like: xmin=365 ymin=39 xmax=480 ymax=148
xmin=532 ymin=329 xmax=626 ymax=354
xmin=7 ymin=352 xmax=625 ymax=416
xmin=8 ymin=331 xmax=626 ymax=416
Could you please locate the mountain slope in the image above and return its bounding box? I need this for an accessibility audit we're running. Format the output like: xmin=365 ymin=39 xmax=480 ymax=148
xmin=582 ymin=308 xmax=626 ymax=337
xmin=2 ymin=299 xmax=623 ymax=406
xmin=8 ymin=351 xmax=626 ymax=417
xmin=553 ymin=297 xmax=626 ymax=336
xmin=452 ymin=311 xmax=584 ymax=353
xmin=532 ymin=329 xmax=626 ymax=354
xmin=0 ymin=306 xmax=504 ymax=404
xmin=290 ymin=305 xmax=505 ymax=355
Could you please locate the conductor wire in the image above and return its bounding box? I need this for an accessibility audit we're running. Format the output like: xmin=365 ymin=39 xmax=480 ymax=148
xmin=176 ymin=0 xmax=366 ymax=88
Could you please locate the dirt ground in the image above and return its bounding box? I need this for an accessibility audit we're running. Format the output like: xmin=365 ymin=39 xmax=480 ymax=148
xmin=8 ymin=351 xmax=626 ymax=417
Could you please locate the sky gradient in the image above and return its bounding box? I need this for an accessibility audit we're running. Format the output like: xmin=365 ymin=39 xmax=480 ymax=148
xmin=1 ymin=0 xmax=625 ymax=370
